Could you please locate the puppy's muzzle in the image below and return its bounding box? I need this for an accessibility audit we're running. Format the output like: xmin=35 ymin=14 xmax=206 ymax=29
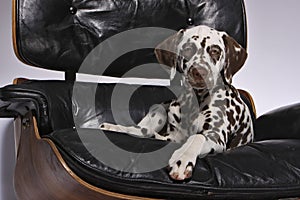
xmin=188 ymin=66 xmax=209 ymax=88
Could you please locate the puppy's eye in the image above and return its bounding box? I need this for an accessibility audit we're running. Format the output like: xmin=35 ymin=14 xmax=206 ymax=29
xmin=207 ymin=45 xmax=222 ymax=64
xmin=210 ymin=48 xmax=220 ymax=55
xmin=208 ymin=45 xmax=221 ymax=55
xmin=184 ymin=47 xmax=193 ymax=53
xmin=181 ymin=43 xmax=197 ymax=61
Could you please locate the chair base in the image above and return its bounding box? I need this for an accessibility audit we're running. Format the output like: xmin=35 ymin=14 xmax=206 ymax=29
xmin=13 ymin=112 xmax=158 ymax=200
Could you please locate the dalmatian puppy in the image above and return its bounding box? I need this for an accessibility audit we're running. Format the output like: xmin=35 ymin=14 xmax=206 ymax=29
xmin=100 ymin=25 xmax=254 ymax=181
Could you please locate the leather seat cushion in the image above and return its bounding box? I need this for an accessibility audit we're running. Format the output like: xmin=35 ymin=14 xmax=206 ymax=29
xmin=47 ymin=128 xmax=300 ymax=199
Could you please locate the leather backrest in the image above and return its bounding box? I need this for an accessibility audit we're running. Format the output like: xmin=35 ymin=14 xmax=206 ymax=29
xmin=13 ymin=0 xmax=247 ymax=77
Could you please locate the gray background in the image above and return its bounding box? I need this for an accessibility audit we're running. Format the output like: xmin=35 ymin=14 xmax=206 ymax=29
xmin=1 ymin=0 xmax=300 ymax=199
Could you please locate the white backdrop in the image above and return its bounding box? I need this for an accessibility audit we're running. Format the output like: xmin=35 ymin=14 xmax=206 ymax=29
xmin=1 ymin=0 xmax=300 ymax=199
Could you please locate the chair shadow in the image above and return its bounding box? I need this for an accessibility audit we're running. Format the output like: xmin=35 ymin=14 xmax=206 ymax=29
xmin=1 ymin=120 xmax=17 ymax=200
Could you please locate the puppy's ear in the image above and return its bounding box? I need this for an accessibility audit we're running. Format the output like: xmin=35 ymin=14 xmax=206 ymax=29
xmin=222 ymin=34 xmax=248 ymax=84
xmin=155 ymin=30 xmax=184 ymax=80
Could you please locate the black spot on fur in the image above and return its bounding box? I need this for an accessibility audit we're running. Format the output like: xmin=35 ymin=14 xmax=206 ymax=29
xmin=202 ymin=105 xmax=209 ymax=111
xmin=228 ymin=133 xmax=243 ymax=149
xmin=227 ymin=125 xmax=232 ymax=131
xmin=236 ymin=122 xmax=247 ymax=135
xmin=224 ymin=99 xmax=229 ymax=107
xmin=183 ymin=62 xmax=188 ymax=70
xmin=236 ymin=97 xmax=243 ymax=104
xmin=222 ymin=130 xmax=227 ymax=142
xmin=192 ymin=35 xmax=199 ymax=40
xmin=240 ymin=110 xmax=245 ymax=123
xmin=169 ymin=124 xmax=176 ymax=132
xmin=173 ymin=114 xmax=181 ymax=123
xmin=246 ymin=116 xmax=250 ymax=123
xmin=158 ymin=119 xmax=163 ymax=124
xmin=226 ymin=110 xmax=235 ymax=126
xmin=218 ymin=138 xmax=225 ymax=146
xmin=187 ymin=162 xmax=194 ymax=167
xmin=231 ymin=100 xmax=236 ymax=107
xmin=236 ymin=106 xmax=241 ymax=114
xmin=205 ymin=118 xmax=212 ymax=123
xmin=203 ymin=123 xmax=211 ymax=130
xmin=206 ymin=46 xmax=210 ymax=53
xmin=205 ymin=110 xmax=212 ymax=114
xmin=201 ymin=38 xmax=206 ymax=48
xmin=141 ymin=128 xmax=148 ymax=135
xmin=203 ymin=92 xmax=210 ymax=100
xmin=171 ymin=102 xmax=180 ymax=107
xmin=176 ymin=160 xmax=182 ymax=167
xmin=242 ymin=128 xmax=252 ymax=144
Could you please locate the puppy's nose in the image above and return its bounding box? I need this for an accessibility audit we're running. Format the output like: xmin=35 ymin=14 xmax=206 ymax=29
xmin=190 ymin=67 xmax=208 ymax=80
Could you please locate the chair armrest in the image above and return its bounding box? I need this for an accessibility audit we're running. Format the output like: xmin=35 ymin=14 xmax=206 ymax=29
xmin=0 ymin=100 xmax=17 ymax=118
xmin=254 ymin=103 xmax=300 ymax=141
xmin=0 ymin=99 xmax=35 ymax=118
xmin=0 ymin=82 xmax=54 ymax=134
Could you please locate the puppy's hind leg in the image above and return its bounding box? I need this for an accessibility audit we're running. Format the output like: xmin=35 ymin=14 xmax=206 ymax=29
xmin=137 ymin=104 xmax=168 ymax=135
xmin=100 ymin=104 xmax=168 ymax=138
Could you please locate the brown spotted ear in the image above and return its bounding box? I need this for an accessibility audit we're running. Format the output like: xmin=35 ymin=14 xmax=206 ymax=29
xmin=222 ymin=34 xmax=248 ymax=84
xmin=154 ymin=30 xmax=184 ymax=79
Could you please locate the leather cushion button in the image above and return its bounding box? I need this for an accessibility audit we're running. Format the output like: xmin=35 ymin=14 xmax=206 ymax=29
xmin=187 ymin=17 xmax=194 ymax=25
xmin=69 ymin=6 xmax=77 ymax=15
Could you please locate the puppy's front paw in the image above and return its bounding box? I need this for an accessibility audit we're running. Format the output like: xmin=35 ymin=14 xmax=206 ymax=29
xmin=168 ymin=149 xmax=197 ymax=181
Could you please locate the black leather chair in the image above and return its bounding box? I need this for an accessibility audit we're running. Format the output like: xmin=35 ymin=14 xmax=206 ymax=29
xmin=1 ymin=0 xmax=300 ymax=199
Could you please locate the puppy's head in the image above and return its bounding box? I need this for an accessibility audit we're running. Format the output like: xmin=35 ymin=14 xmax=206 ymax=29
xmin=155 ymin=25 xmax=247 ymax=89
